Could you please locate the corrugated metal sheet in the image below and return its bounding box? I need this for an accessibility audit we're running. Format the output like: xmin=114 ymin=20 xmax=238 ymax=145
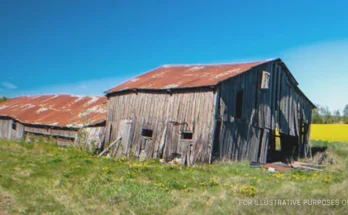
xmin=106 ymin=59 xmax=272 ymax=94
xmin=0 ymin=95 xmax=106 ymax=128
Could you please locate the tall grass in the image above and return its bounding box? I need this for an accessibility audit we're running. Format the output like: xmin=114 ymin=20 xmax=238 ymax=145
xmin=0 ymin=139 xmax=347 ymax=214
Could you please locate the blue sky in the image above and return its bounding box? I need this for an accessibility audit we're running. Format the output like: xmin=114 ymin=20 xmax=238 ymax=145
xmin=1 ymin=0 xmax=348 ymax=112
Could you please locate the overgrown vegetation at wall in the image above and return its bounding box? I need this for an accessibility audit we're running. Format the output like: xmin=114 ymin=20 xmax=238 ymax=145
xmin=0 ymin=139 xmax=347 ymax=214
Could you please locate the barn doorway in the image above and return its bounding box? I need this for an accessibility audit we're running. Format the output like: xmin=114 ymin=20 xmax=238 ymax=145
xmin=160 ymin=121 xmax=195 ymax=165
xmin=267 ymin=129 xmax=299 ymax=163
xmin=139 ymin=128 xmax=153 ymax=159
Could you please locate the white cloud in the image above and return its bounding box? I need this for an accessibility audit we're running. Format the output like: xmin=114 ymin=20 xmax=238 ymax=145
xmin=2 ymin=82 xmax=17 ymax=89
xmin=10 ymin=76 xmax=129 ymax=97
xmin=281 ymin=39 xmax=348 ymax=112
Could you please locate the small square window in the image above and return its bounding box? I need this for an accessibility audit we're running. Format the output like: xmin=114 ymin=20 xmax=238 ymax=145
xmin=181 ymin=132 xmax=193 ymax=140
xmin=12 ymin=122 xmax=17 ymax=130
xmin=261 ymin=71 xmax=270 ymax=89
xmin=142 ymin=129 xmax=153 ymax=138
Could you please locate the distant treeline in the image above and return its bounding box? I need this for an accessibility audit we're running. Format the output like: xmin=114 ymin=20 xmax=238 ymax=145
xmin=0 ymin=97 xmax=7 ymax=103
xmin=312 ymin=104 xmax=348 ymax=124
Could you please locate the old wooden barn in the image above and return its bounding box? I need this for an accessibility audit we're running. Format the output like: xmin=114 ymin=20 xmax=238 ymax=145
xmin=104 ymin=58 xmax=315 ymax=165
xmin=0 ymin=95 xmax=107 ymax=149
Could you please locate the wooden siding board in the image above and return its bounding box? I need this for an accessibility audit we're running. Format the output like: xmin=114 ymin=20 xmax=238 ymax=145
xmin=107 ymin=89 xmax=215 ymax=163
xmin=24 ymin=126 xmax=77 ymax=138
xmin=11 ymin=122 xmax=24 ymax=140
xmin=81 ymin=126 xmax=106 ymax=149
xmin=217 ymin=61 xmax=314 ymax=163
xmin=247 ymin=126 xmax=261 ymax=162
xmin=0 ymin=119 xmax=12 ymax=139
xmin=259 ymin=129 xmax=270 ymax=163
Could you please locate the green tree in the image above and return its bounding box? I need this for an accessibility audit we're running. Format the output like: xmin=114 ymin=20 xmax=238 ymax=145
xmin=312 ymin=107 xmax=323 ymax=124
xmin=0 ymin=97 xmax=7 ymax=103
xmin=320 ymin=106 xmax=332 ymax=124
xmin=343 ymin=105 xmax=348 ymax=124
xmin=333 ymin=109 xmax=341 ymax=123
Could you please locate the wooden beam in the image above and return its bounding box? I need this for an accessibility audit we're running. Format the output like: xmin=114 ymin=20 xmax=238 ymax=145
xmin=98 ymin=136 xmax=122 ymax=157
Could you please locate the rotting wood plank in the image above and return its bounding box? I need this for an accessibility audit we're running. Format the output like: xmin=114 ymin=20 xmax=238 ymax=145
xmin=98 ymin=136 xmax=122 ymax=157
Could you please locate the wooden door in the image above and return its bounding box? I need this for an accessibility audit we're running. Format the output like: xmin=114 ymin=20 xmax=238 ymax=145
xmin=117 ymin=119 xmax=134 ymax=157
xmin=163 ymin=122 xmax=180 ymax=160
xmin=178 ymin=139 xmax=194 ymax=166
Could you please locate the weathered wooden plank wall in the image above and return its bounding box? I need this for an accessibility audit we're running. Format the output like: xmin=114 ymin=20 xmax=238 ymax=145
xmin=11 ymin=121 xmax=24 ymax=140
xmin=106 ymin=60 xmax=313 ymax=164
xmin=24 ymin=126 xmax=77 ymax=138
xmin=217 ymin=60 xmax=313 ymax=162
xmin=0 ymin=118 xmax=12 ymax=139
xmin=82 ymin=126 xmax=106 ymax=149
xmin=0 ymin=118 xmax=24 ymax=140
xmin=1 ymin=117 xmax=106 ymax=149
xmin=22 ymin=124 xmax=106 ymax=149
xmin=24 ymin=132 xmax=75 ymax=146
xmin=106 ymin=89 xmax=216 ymax=163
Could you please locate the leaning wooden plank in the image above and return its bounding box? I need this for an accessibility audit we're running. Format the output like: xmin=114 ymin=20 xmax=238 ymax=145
xmin=157 ymin=122 xmax=168 ymax=158
xmin=299 ymin=166 xmax=323 ymax=172
xmin=259 ymin=129 xmax=269 ymax=163
xmin=98 ymin=136 xmax=122 ymax=157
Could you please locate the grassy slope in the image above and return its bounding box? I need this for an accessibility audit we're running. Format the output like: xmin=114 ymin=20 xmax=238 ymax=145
xmin=0 ymin=140 xmax=347 ymax=215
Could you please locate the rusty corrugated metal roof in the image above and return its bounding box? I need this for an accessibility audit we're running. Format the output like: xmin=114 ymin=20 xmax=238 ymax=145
xmin=105 ymin=59 xmax=272 ymax=94
xmin=0 ymin=95 xmax=106 ymax=128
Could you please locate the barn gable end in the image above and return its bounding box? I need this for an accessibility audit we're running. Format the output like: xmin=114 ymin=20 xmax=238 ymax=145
xmin=215 ymin=60 xmax=314 ymax=163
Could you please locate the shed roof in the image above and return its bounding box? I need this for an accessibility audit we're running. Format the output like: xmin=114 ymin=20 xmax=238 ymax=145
xmin=0 ymin=95 xmax=106 ymax=128
xmin=105 ymin=59 xmax=272 ymax=94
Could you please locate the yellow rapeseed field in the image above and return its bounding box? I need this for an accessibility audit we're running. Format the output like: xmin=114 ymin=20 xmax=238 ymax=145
xmin=311 ymin=124 xmax=348 ymax=142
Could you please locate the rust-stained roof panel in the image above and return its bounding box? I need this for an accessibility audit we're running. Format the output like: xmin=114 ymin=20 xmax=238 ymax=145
xmin=105 ymin=60 xmax=272 ymax=94
xmin=0 ymin=95 xmax=106 ymax=128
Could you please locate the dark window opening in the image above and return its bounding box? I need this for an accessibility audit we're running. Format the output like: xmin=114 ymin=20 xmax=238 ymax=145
xmin=142 ymin=129 xmax=153 ymax=138
xmin=181 ymin=132 xmax=193 ymax=140
xmin=12 ymin=122 xmax=16 ymax=130
xmin=236 ymin=90 xmax=243 ymax=119
xmin=212 ymin=121 xmax=221 ymax=159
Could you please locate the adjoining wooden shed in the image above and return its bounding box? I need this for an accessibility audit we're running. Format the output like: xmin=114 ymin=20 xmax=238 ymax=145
xmin=0 ymin=95 xmax=107 ymax=149
xmin=104 ymin=58 xmax=315 ymax=165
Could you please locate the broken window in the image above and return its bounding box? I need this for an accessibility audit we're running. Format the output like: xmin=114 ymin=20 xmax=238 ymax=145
xmin=261 ymin=71 xmax=270 ymax=89
xmin=181 ymin=132 xmax=193 ymax=140
xmin=142 ymin=129 xmax=153 ymax=138
xmin=12 ymin=121 xmax=16 ymax=130
xmin=236 ymin=90 xmax=243 ymax=119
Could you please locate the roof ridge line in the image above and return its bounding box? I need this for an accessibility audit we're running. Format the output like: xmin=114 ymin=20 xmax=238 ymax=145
xmin=161 ymin=58 xmax=276 ymax=67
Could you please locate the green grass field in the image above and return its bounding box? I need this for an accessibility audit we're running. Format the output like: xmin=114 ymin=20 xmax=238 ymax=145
xmin=0 ymin=139 xmax=347 ymax=215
